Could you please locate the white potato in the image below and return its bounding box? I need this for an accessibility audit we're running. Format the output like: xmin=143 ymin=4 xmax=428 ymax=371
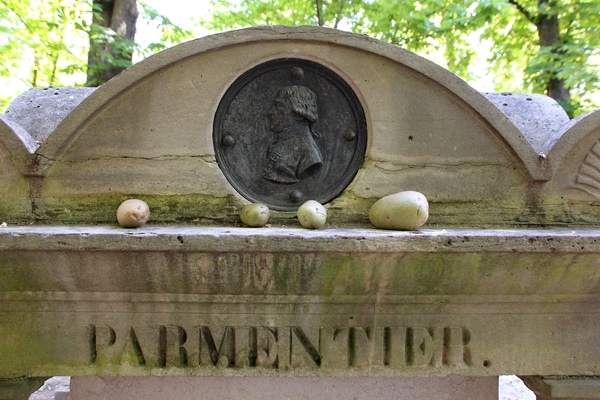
xmin=369 ymin=191 xmax=428 ymax=230
xmin=116 ymin=199 xmax=150 ymax=228
xmin=297 ymin=200 xmax=327 ymax=229
xmin=240 ymin=203 xmax=270 ymax=227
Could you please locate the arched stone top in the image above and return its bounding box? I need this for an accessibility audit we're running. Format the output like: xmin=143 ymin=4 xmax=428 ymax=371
xmin=36 ymin=26 xmax=544 ymax=179
xmin=546 ymin=110 xmax=600 ymax=200
xmin=0 ymin=115 xmax=34 ymax=219
xmin=0 ymin=114 xmax=37 ymax=171
xmin=0 ymin=26 xmax=598 ymax=225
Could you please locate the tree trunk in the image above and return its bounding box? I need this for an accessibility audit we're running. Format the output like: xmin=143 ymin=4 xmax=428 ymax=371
xmin=86 ymin=0 xmax=138 ymax=86
xmin=535 ymin=0 xmax=570 ymax=106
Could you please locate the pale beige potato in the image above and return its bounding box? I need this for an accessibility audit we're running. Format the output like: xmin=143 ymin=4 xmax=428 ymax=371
xmin=369 ymin=191 xmax=429 ymax=230
xmin=116 ymin=199 xmax=150 ymax=228
xmin=297 ymin=200 xmax=327 ymax=229
xmin=240 ymin=203 xmax=270 ymax=227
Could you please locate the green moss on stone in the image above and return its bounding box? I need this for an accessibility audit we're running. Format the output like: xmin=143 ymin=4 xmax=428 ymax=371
xmin=32 ymin=193 xmax=239 ymax=225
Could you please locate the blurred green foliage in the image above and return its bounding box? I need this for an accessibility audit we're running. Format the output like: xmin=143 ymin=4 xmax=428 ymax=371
xmin=0 ymin=0 xmax=598 ymax=116
xmin=202 ymin=0 xmax=600 ymax=116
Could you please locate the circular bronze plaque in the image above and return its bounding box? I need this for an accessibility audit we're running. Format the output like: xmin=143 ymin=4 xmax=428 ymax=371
xmin=213 ymin=58 xmax=367 ymax=211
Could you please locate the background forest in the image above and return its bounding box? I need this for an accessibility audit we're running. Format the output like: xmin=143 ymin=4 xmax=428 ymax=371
xmin=1 ymin=0 xmax=598 ymax=116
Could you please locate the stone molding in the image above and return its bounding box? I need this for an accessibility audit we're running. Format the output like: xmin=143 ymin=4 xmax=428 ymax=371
xmin=1 ymin=227 xmax=600 ymax=379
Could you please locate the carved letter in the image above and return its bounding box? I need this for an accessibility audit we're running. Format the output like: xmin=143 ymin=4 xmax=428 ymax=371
xmin=350 ymin=327 xmax=371 ymax=368
xmin=233 ymin=326 xmax=252 ymax=367
xmin=291 ymin=327 xmax=321 ymax=368
xmin=121 ymin=327 xmax=146 ymax=366
xmin=444 ymin=327 xmax=467 ymax=366
xmin=200 ymin=326 xmax=235 ymax=367
xmin=89 ymin=325 xmax=146 ymax=366
xmin=320 ymin=327 xmax=349 ymax=368
xmin=277 ymin=327 xmax=291 ymax=369
xmin=408 ymin=327 xmax=443 ymax=366
xmin=89 ymin=324 xmax=116 ymax=363
xmin=255 ymin=327 xmax=278 ymax=368
xmin=378 ymin=327 xmax=407 ymax=368
xmin=158 ymin=326 xmax=188 ymax=367
xmin=320 ymin=327 xmax=371 ymax=368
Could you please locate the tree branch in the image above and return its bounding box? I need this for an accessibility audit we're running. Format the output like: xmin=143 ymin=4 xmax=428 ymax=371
xmin=315 ymin=0 xmax=324 ymax=26
xmin=507 ymin=0 xmax=536 ymax=24
xmin=333 ymin=0 xmax=346 ymax=29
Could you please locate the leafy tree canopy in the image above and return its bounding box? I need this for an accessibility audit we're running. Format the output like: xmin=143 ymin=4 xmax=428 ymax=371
xmin=0 ymin=0 xmax=193 ymax=110
xmin=202 ymin=0 xmax=600 ymax=116
xmin=0 ymin=0 xmax=598 ymax=116
xmin=0 ymin=0 xmax=89 ymax=98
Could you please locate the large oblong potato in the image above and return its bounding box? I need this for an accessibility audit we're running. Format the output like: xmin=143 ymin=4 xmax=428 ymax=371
xmin=369 ymin=191 xmax=428 ymax=230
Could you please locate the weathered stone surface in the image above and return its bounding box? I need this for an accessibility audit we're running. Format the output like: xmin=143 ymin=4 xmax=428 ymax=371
xmin=546 ymin=111 xmax=600 ymax=201
xmin=4 ymin=87 xmax=95 ymax=143
xmin=1 ymin=227 xmax=600 ymax=380
xmin=522 ymin=376 xmax=600 ymax=399
xmin=0 ymin=116 xmax=34 ymax=222
xmin=0 ymin=377 xmax=47 ymax=400
xmin=482 ymin=92 xmax=570 ymax=155
xmin=70 ymin=376 xmax=498 ymax=400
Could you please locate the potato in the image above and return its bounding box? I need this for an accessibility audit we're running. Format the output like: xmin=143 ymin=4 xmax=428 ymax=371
xmin=297 ymin=200 xmax=327 ymax=229
xmin=240 ymin=203 xmax=270 ymax=227
xmin=116 ymin=199 xmax=150 ymax=228
xmin=369 ymin=191 xmax=428 ymax=230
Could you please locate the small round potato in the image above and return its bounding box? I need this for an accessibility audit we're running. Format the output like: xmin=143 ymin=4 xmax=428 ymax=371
xmin=369 ymin=191 xmax=429 ymax=230
xmin=116 ymin=199 xmax=150 ymax=228
xmin=240 ymin=203 xmax=270 ymax=227
xmin=297 ymin=200 xmax=327 ymax=229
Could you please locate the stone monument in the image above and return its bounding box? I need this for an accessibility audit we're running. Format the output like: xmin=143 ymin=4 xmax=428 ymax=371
xmin=1 ymin=26 xmax=600 ymax=400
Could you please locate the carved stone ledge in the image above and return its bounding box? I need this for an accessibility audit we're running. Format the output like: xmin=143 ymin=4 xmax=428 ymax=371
xmin=521 ymin=376 xmax=600 ymax=400
xmin=1 ymin=227 xmax=600 ymax=379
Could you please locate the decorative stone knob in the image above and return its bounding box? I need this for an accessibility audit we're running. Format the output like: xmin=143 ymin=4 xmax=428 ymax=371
xmin=222 ymin=135 xmax=235 ymax=147
xmin=291 ymin=67 xmax=304 ymax=80
xmin=289 ymin=190 xmax=303 ymax=203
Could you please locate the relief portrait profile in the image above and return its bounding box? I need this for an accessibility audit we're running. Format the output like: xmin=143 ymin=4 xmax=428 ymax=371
xmin=262 ymin=85 xmax=323 ymax=184
xmin=213 ymin=58 xmax=366 ymax=211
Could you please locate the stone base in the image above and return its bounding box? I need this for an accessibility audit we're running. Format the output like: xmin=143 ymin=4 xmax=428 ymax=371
xmin=522 ymin=376 xmax=600 ymax=400
xmin=0 ymin=377 xmax=47 ymax=400
xmin=70 ymin=376 xmax=497 ymax=400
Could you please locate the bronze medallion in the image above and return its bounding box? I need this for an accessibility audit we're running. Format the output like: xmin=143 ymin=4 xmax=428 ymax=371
xmin=214 ymin=58 xmax=367 ymax=211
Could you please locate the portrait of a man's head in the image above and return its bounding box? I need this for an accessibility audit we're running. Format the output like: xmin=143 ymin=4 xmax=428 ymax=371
xmin=213 ymin=58 xmax=366 ymax=210
xmin=263 ymin=85 xmax=323 ymax=184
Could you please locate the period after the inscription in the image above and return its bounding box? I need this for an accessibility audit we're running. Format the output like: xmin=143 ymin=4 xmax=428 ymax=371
xmin=213 ymin=58 xmax=367 ymax=211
